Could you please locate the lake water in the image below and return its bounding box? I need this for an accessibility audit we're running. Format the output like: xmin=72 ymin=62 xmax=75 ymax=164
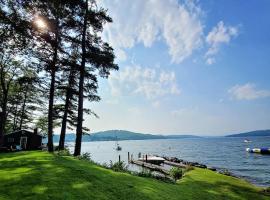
xmin=71 ymin=137 xmax=270 ymax=187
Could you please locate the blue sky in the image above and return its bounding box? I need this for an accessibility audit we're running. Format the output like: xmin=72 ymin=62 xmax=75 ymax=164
xmin=79 ymin=0 xmax=270 ymax=136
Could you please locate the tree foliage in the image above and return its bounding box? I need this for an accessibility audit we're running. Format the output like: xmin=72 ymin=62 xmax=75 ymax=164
xmin=0 ymin=0 xmax=118 ymax=156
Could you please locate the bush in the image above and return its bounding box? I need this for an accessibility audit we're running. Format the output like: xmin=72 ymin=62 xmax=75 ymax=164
xmin=77 ymin=152 xmax=92 ymax=161
xmin=222 ymin=169 xmax=232 ymax=176
xmin=263 ymin=187 xmax=270 ymax=195
xmin=184 ymin=165 xmax=194 ymax=172
xmin=132 ymin=169 xmax=174 ymax=183
xmin=56 ymin=149 xmax=71 ymax=156
xmin=170 ymin=167 xmax=183 ymax=181
xmin=154 ymin=174 xmax=175 ymax=184
xmin=109 ymin=160 xmax=128 ymax=172
xmin=136 ymin=168 xmax=153 ymax=178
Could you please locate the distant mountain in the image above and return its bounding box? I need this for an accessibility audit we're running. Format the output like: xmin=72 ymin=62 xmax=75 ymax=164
xmin=86 ymin=130 xmax=165 ymax=141
xmin=52 ymin=130 xmax=199 ymax=143
xmin=226 ymin=130 xmax=270 ymax=137
xmin=166 ymin=135 xmax=200 ymax=139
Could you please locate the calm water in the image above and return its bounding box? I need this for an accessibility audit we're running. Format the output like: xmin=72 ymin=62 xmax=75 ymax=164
xmin=71 ymin=137 xmax=270 ymax=187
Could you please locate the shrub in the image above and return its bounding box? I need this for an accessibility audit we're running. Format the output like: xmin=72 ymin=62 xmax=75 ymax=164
xmin=219 ymin=169 xmax=232 ymax=176
xmin=56 ymin=149 xmax=71 ymax=156
xmin=170 ymin=167 xmax=183 ymax=181
xmin=184 ymin=164 xmax=194 ymax=172
xmin=136 ymin=168 xmax=153 ymax=178
xmin=132 ymin=169 xmax=174 ymax=183
xmin=77 ymin=152 xmax=92 ymax=161
xmin=263 ymin=187 xmax=270 ymax=195
xmin=154 ymin=174 xmax=175 ymax=184
xmin=109 ymin=160 xmax=128 ymax=172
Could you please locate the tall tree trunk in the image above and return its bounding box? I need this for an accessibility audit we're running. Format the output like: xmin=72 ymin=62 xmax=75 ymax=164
xmin=74 ymin=0 xmax=88 ymax=156
xmin=0 ymin=66 xmax=8 ymax=146
xmin=58 ymin=81 xmax=72 ymax=150
xmin=47 ymin=18 xmax=59 ymax=152
xmin=0 ymin=94 xmax=8 ymax=146
xmin=58 ymin=98 xmax=69 ymax=150
xmin=0 ymin=111 xmax=5 ymax=146
xmin=59 ymin=63 xmax=77 ymax=150
xmin=19 ymin=89 xmax=28 ymax=130
xmin=47 ymin=67 xmax=56 ymax=152
xmin=0 ymin=111 xmax=3 ymax=146
xmin=12 ymin=104 xmax=18 ymax=131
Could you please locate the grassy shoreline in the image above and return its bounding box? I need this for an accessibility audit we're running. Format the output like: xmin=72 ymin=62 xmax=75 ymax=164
xmin=0 ymin=151 xmax=269 ymax=200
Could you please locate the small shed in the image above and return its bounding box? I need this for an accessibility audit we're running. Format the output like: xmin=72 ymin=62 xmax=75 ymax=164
xmin=4 ymin=129 xmax=43 ymax=150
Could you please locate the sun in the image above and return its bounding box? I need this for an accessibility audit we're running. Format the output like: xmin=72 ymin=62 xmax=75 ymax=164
xmin=35 ymin=18 xmax=47 ymax=29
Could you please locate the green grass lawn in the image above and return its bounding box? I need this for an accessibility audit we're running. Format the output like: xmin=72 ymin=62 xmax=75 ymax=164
xmin=0 ymin=151 xmax=269 ymax=200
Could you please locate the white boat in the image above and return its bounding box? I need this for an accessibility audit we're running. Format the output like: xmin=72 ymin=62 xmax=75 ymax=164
xmin=138 ymin=155 xmax=165 ymax=165
xmin=244 ymin=139 xmax=252 ymax=143
xmin=115 ymin=137 xmax=122 ymax=151
xmin=116 ymin=143 xmax=122 ymax=151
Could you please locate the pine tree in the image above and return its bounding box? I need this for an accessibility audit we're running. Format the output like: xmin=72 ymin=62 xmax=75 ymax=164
xmin=58 ymin=52 xmax=80 ymax=150
xmin=73 ymin=0 xmax=118 ymax=156
xmin=22 ymin=0 xmax=78 ymax=152
xmin=0 ymin=0 xmax=31 ymax=145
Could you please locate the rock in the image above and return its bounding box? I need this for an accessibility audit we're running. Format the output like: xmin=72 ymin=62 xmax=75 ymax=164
xmin=207 ymin=167 xmax=217 ymax=171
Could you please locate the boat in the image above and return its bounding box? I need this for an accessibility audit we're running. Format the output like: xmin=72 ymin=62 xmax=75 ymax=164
xmin=115 ymin=137 xmax=122 ymax=151
xmin=138 ymin=155 xmax=165 ymax=165
xmin=244 ymin=139 xmax=252 ymax=143
xmin=246 ymin=148 xmax=270 ymax=154
xmin=116 ymin=143 xmax=122 ymax=151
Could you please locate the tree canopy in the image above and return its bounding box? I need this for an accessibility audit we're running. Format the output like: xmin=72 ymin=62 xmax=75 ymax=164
xmin=0 ymin=0 xmax=118 ymax=155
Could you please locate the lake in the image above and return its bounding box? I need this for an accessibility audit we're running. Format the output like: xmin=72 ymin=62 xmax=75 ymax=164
xmin=70 ymin=136 xmax=270 ymax=187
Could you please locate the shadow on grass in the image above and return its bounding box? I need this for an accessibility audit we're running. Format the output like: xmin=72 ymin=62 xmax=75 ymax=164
xmin=0 ymin=151 xmax=269 ymax=200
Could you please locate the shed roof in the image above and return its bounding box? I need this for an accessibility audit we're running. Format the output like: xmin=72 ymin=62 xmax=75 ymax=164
xmin=6 ymin=129 xmax=44 ymax=137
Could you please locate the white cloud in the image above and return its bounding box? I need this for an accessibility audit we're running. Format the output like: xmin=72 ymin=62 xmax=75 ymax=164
xmin=99 ymin=0 xmax=203 ymax=63
xmin=206 ymin=57 xmax=215 ymax=65
xmin=115 ymin=49 xmax=127 ymax=62
xmin=108 ymin=65 xmax=181 ymax=100
xmin=228 ymin=83 xmax=270 ymax=100
xmin=128 ymin=107 xmax=142 ymax=115
xmin=105 ymin=99 xmax=119 ymax=105
xmin=171 ymin=106 xmax=198 ymax=117
xmin=152 ymin=101 xmax=160 ymax=108
xmin=205 ymin=21 xmax=238 ymax=64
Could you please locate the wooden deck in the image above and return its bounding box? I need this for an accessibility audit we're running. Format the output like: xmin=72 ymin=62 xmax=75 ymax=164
xmin=131 ymin=160 xmax=170 ymax=175
xmin=164 ymin=160 xmax=187 ymax=168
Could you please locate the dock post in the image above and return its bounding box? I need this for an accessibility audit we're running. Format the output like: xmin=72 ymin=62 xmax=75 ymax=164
xmin=119 ymin=155 xmax=121 ymax=163
xmin=131 ymin=154 xmax=133 ymax=161
xmin=146 ymin=154 xmax=148 ymax=163
xmin=128 ymin=152 xmax=130 ymax=163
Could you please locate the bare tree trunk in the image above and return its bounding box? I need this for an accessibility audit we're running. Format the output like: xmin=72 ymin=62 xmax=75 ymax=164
xmin=0 ymin=66 xmax=8 ymax=146
xmin=0 ymin=94 xmax=8 ymax=146
xmin=0 ymin=111 xmax=4 ymax=146
xmin=19 ymin=89 xmax=28 ymax=130
xmin=74 ymin=0 xmax=88 ymax=156
xmin=0 ymin=112 xmax=3 ymax=146
xmin=47 ymin=67 xmax=56 ymax=152
xmin=58 ymin=86 xmax=71 ymax=150
xmin=0 ymin=110 xmax=5 ymax=147
xmin=47 ymin=22 xmax=59 ymax=152
xmin=12 ymin=104 xmax=18 ymax=131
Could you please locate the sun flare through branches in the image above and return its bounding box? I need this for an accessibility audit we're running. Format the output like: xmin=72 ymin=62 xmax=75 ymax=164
xmin=34 ymin=18 xmax=47 ymax=30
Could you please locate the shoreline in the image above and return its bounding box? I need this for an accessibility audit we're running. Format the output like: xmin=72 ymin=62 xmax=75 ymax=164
xmin=0 ymin=151 xmax=269 ymax=200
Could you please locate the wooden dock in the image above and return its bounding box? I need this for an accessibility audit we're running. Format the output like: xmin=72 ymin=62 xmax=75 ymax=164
xmin=128 ymin=152 xmax=209 ymax=176
xmin=164 ymin=160 xmax=186 ymax=168
xmin=131 ymin=160 xmax=170 ymax=175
